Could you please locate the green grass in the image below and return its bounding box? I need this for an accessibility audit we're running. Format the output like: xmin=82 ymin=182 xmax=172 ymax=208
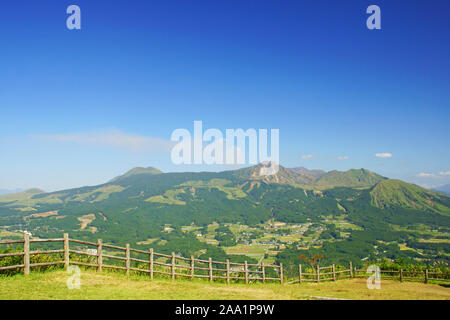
xmin=179 ymin=179 xmax=247 ymax=200
xmin=71 ymin=185 xmax=125 ymax=202
xmin=145 ymin=189 xmax=187 ymax=205
xmin=0 ymin=230 xmax=23 ymax=239
xmin=0 ymin=269 xmax=449 ymax=300
xmin=0 ymin=188 xmax=44 ymax=203
xmin=224 ymin=244 xmax=267 ymax=257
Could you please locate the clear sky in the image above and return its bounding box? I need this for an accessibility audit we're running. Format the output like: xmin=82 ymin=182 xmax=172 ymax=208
xmin=0 ymin=0 xmax=449 ymax=191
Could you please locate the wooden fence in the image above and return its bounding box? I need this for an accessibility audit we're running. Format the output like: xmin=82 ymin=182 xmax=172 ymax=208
xmin=1 ymin=233 xmax=449 ymax=285
xmin=286 ymin=262 xmax=354 ymax=284
xmin=286 ymin=262 xmax=449 ymax=284
xmin=0 ymin=233 xmax=282 ymax=284
xmin=354 ymin=267 xmax=450 ymax=284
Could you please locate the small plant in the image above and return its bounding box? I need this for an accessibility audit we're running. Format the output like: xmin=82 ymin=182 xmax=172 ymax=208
xmin=299 ymin=254 xmax=324 ymax=273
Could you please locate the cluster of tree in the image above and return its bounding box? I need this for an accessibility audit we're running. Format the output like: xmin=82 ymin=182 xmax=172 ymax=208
xmin=214 ymin=226 xmax=237 ymax=247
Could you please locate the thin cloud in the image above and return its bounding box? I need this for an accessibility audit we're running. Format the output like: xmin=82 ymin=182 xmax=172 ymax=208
xmin=337 ymin=156 xmax=349 ymax=161
xmin=300 ymin=154 xmax=313 ymax=160
xmin=375 ymin=153 xmax=392 ymax=158
xmin=417 ymin=173 xmax=437 ymax=178
xmin=417 ymin=183 xmax=439 ymax=189
xmin=416 ymin=171 xmax=450 ymax=178
xmin=32 ymin=129 xmax=174 ymax=153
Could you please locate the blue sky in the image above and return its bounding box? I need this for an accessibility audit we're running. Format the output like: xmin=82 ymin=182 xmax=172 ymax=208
xmin=0 ymin=0 xmax=449 ymax=191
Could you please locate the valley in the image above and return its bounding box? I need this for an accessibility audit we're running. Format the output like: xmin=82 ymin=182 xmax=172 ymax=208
xmin=1 ymin=164 xmax=449 ymax=277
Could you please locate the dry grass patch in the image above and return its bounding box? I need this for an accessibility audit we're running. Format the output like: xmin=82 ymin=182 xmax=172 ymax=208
xmin=77 ymin=214 xmax=96 ymax=230
xmin=25 ymin=210 xmax=58 ymax=219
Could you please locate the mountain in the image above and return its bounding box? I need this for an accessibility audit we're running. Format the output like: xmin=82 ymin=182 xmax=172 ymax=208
xmin=290 ymin=167 xmax=326 ymax=179
xmin=0 ymin=164 xmax=449 ymax=268
xmin=0 ymin=188 xmax=45 ymax=202
xmin=314 ymin=168 xmax=386 ymax=189
xmin=109 ymin=166 xmax=162 ymax=183
xmin=229 ymin=163 xmax=314 ymax=186
xmin=230 ymin=165 xmax=382 ymax=189
xmin=371 ymin=179 xmax=450 ymax=215
xmin=433 ymin=184 xmax=450 ymax=196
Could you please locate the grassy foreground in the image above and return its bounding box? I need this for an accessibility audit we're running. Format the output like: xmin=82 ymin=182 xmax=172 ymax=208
xmin=0 ymin=269 xmax=449 ymax=300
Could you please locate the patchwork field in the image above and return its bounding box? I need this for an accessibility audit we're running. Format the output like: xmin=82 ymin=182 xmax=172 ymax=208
xmin=224 ymin=244 xmax=267 ymax=261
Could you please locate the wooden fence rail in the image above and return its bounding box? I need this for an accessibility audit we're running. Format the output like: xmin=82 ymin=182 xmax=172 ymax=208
xmin=353 ymin=268 xmax=450 ymax=283
xmin=286 ymin=262 xmax=353 ymax=284
xmin=286 ymin=262 xmax=450 ymax=284
xmin=1 ymin=233 xmax=449 ymax=285
xmin=0 ymin=233 xmax=282 ymax=284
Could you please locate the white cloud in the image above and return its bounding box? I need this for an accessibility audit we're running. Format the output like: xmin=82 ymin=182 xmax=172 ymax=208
xmin=32 ymin=129 xmax=174 ymax=153
xmin=417 ymin=173 xmax=437 ymax=178
xmin=375 ymin=153 xmax=392 ymax=158
xmin=300 ymin=154 xmax=313 ymax=160
xmin=416 ymin=171 xmax=450 ymax=178
xmin=337 ymin=156 xmax=349 ymax=161
xmin=417 ymin=183 xmax=439 ymax=189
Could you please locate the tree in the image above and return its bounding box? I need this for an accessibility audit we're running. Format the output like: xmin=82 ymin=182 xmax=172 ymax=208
xmin=299 ymin=254 xmax=324 ymax=273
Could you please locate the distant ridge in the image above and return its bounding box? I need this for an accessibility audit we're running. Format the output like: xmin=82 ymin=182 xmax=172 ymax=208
xmin=109 ymin=166 xmax=162 ymax=183
xmin=314 ymin=168 xmax=386 ymax=189
xmin=226 ymin=164 xmax=385 ymax=189
xmin=290 ymin=167 xmax=326 ymax=179
xmin=0 ymin=188 xmax=45 ymax=202
xmin=433 ymin=184 xmax=450 ymax=196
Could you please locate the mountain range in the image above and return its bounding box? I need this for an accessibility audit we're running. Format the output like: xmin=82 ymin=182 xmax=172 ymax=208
xmin=0 ymin=164 xmax=449 ymax=268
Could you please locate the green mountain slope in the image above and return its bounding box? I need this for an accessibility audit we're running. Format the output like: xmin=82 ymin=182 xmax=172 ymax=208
xmin=314 ymin=169 xmax=386 ymax=189
xmin=370 ymin=179 xmax=450 ymax=215
xmin=290 ymin=167 xmax=326 ymax=179
xmin=0 ymin=165 xmax=449 ymax=268
xmin=109 ymin=166 xmax=162 ymax=182
xmin=0 ymin=188 xmax=45 ymax=203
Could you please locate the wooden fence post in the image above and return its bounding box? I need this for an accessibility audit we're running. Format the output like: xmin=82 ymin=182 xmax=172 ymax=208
xmin=97 ymin=239 xmax=102 ymax=272
xmin=125 ymin=244 xmax=130 ymax=275
xmin=280 ymin=263 xmax=284 ymax=284
xmin=190 ymin=255 xmax=194 ymax=281
xmin=425 ymin=269 xmax=428 ymax=284
xmin=244 ymin=261 xmax=248 ymax=284
xmin=332 ymin=264 xmax=336 ymax=281
xmin=63 ymin=233 xmax=69 ymax=270
xmin=316 ymin=265 xmax=320 ymax=283
xmin=171 ymin=252 xmax=176 ymax=280
xmin=400 ymin=269 xmax=403 ymax=282
xmin=149 ymin=248 xmax=154 ymax=280
xmin=23 ymin=233 xmax=30 ymax=276
xmin=354 ymin=266 xmax=357 ymax=278
xmin=299 ymin=264 xmax=302 ymax=283
xmin=209 ymin=257 xmax=213 ymax=282
xmin=262 ymin=263 xmax=266 ymax=284
xmin=226 ymin=259 xmax=230 ymax=284
xmin=349 ymin=261 xmax=353 ymax=278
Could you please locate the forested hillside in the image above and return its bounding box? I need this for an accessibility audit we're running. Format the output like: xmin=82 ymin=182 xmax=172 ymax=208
xmin=1 ymin=164 xmax=449 ymax=273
